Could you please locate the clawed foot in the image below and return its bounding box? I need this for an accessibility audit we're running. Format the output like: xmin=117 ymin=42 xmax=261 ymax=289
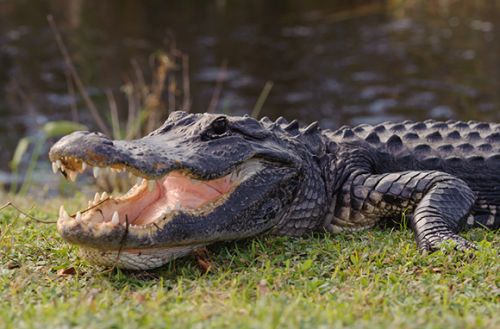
xmin=417 ymin=233 xmax=477 ymax=253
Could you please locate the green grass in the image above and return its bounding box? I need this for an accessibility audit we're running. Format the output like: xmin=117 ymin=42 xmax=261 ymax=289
xmin=0 ymin=196 xmax=498 ymax=329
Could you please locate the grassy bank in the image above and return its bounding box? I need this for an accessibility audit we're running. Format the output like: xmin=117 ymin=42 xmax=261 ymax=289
xmin=0 ymin=196 xmax=498 ymax=329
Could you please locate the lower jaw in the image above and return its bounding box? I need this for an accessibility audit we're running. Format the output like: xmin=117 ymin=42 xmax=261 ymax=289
xmin=76 ymin=171 xmax=235 ymax=227
xmin=79 ymin=244 xmax=206 ymax=270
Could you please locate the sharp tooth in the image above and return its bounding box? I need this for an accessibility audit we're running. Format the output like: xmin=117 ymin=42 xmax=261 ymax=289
xmin=67 ymin=170 xmax=78 ymax=182
xmin=82 ymin=162 xmax=87 ymax=171
xmin=59 ymin=206 xmax=70 ymax=220
xmin=93 ymin=192 xmax=100 ymax=204
xmin=56 ymin=160 xmax=62 ymax=168
xmin=111 ymin=168 xmax=118 ymax=173
xmin=138 ymin=177 xmax=144 ymax=185
xmin=128 ymin=172 xmax=135 ymax=179
xmin=51 ymin=162 xmax=58 ymax=174
xmin=101 ymin=192 xmax=109 ymax=200
xmin=93 ymin=167 xmax=100 ymax=178
xmin=148 ymin=180 xmax=156 ymax=192
xmin=231 ymin=171 xmax=238 ymax=181
xmin=88 ymin=200 xmax=92 ymax=208
xmin=111 ymin=211 xmax=119 ymax=225
xmin=162 ymin=207 xmax=171 ymax=215
xmin=75 ymin=211 xmax=81 ymax=221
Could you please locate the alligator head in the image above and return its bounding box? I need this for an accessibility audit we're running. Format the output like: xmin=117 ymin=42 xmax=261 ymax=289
xmin=49 ymin=111 xmax=327 ymax=270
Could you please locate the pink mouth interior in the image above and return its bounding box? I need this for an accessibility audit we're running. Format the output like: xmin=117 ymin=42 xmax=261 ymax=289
xmin=97 ymin=171 xmax=235 ymax=226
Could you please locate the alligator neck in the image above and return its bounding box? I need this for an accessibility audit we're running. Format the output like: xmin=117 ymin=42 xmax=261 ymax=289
xmin=269 ymin=125 xmax=332 ymax=235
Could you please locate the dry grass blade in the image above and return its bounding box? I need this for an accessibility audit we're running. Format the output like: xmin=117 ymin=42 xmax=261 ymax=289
xmin=64 ymin=70 xmax=79 ymax=122
xmin=252 ymin=81 xmax=274 ymax=118
xmin=168 ymin=77 xmax=176 ymax=116
xmin=0 ymin=202 xmax=56 ymax=224
xmin=131 ymin=59 xmax=148 ymax=96
xmin=182 ymin=54 xmax=191 ymax=111
xmin=106 ymin=90 xmax=121 ymax=139
xmin=146 ymin=53 xmax=171 ymax=133
xmin=207 ymin=60 xmax=228 ymax=113
xmin=122 ymin=81 xmax=138 ymax=140
xmin=47 ymin=15 xmax=111 ymax=136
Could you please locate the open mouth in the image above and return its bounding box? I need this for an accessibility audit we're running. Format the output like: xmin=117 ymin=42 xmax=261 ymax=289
xmin=53 ymin=157 xmax=262 ymax=231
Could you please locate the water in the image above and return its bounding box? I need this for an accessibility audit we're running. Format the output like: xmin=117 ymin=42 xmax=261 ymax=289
xmin=1 ymin=0 xmax=500 ymax=176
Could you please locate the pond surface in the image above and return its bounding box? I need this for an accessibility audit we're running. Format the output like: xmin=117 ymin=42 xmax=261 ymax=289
xmin=1 ymin=0 xmax=499 ymax=175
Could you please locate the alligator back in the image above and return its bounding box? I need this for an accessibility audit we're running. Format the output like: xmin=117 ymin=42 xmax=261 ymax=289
xmin=326 ymin=120 xmax=500 ymax=226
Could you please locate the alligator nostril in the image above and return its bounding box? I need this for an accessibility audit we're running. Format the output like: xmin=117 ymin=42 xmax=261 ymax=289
xmin=102 ymin=140 xmax=114 ymax=146
xmin=92 ymin=132 xmax=108 ymax=138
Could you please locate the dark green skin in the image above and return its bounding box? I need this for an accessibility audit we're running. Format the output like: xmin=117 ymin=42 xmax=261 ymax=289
xmin=49 ymin=112 xmax=500 ymax=265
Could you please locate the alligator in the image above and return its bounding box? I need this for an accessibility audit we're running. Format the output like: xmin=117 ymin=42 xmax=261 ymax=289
xmin=49 ymin=111 xmax=500 ymax=270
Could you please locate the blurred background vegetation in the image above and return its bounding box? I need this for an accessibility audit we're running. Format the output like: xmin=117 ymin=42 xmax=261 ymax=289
xmin=0 ymin=0 xmax=499 ymax=195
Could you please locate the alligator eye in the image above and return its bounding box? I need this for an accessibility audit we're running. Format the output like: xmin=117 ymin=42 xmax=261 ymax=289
xmin=211 ymin=116 xmax=228 ymax=135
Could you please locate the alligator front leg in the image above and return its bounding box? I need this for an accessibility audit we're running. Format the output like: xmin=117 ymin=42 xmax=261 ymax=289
xmin=330 ymin=170 xmax=477 ymax=252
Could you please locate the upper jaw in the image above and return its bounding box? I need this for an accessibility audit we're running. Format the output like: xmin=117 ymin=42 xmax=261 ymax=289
xmin=48 ymin=131 xmax=257 ymax=181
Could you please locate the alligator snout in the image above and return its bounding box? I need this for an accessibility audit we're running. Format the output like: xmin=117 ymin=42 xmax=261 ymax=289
xmin=49 ymin=131 xmax=117 ymax=165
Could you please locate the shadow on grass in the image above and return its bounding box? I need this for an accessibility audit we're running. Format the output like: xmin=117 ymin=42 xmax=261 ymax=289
xmin=99 ymin=231 xmax=379 ymax=290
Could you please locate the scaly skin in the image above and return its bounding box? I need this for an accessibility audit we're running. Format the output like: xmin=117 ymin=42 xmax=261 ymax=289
xmin=321 ymin=120 xmax=500 ymax=251
xmin=49 ymin=113 xmax=500 ymax=269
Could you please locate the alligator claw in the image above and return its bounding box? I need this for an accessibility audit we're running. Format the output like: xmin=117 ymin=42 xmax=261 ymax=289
xmin=418 ymin=234 xmax=477 ymax=253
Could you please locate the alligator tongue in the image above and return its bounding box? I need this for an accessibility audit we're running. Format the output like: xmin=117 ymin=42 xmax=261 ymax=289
xmin=132 ymin=172 xmax=234 ymax=225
